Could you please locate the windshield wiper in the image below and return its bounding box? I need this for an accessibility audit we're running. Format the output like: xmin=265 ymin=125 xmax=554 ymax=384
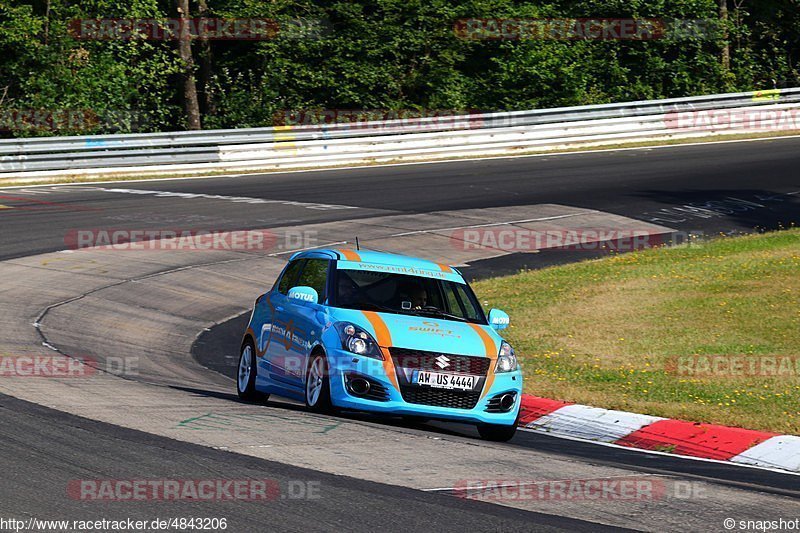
xmin=412 ymin=306 xmax=468 ymax=322
xmin=357 ymin=302 xmax=403 ymax=314
xmin=348 ymin=302 xmax=468 ymax=322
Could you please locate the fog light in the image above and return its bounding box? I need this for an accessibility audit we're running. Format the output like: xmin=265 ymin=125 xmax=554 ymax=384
xmin=348 ymin=377 xmax=371 ymax=396
xmin=499 ymin=393 xmax=516 ymax=411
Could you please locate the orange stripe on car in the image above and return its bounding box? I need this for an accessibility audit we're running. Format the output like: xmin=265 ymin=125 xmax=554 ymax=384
xmin=362 ymin=311 xmax=400 ymax=390
xmin=437 ymin=263 xmax=453 ymax=273
xmin=468 ymin=323 xmax=498 ymax=399
xmin=245 ymin=327 xmax=261 ymax=356
xmin=338 ymin=249 xmax=361 ymax=261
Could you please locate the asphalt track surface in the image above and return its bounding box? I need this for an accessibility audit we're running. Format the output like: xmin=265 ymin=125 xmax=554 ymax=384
xmin=1 ymin=137 xmax=799 ymax=261
xmin=1 ymin=137 xmax=800 ymax=531
xmin=1 ymin=394 xmax=610 ymax=532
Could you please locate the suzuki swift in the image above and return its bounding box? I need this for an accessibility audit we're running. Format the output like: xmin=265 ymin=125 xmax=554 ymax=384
xmin=237 ymin=248 xmax=522 ymax=441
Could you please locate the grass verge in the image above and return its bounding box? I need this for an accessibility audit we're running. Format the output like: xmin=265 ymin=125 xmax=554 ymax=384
xmin=472 ymin=228 xmax=800 ymax=434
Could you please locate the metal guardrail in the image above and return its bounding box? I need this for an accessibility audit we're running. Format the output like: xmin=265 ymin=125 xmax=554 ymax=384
xmin=1 ymin=87 xmax=798 ymax=179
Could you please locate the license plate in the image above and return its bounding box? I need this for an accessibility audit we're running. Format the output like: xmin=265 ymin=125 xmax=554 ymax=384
xmin=414 ymin=370 xmax=476 ymax=390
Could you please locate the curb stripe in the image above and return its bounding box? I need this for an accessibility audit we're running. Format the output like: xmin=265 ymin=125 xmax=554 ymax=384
xmin=518 ymin=394 xmax=798 ymax=473
xmin=731 ymin=435 xmax=800 ymax=471
xmin=530 ymin=404 xmax=664 ymax=443
xmin=519 ymin=396 xmax=572 ymax=426
xmin=615 ymin=420 xmax=776 ymax=461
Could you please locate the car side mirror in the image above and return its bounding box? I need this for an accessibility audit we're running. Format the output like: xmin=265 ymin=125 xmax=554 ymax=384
xmin=488 ymin=309 xmax=510 ymax=330
xmin=288 ymin=286 xmax=319 ymax=305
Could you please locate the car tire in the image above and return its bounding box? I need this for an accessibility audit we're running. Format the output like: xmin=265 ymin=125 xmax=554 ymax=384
xmin=305 ymin=352 xmax=334 ymax=413
xmin=237 ymin=339 xmax=268 ymax=402
xmin=477 ymin=422 xmax=518 ymax=442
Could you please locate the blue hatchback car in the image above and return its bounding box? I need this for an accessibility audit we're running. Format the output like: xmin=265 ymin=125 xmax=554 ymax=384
xmin=237 ymin=248 xmax=522 ymax=441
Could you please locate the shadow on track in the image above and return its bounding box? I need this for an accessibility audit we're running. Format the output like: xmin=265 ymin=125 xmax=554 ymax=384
xmin=632 ymin=188 xmax=800 ymax=232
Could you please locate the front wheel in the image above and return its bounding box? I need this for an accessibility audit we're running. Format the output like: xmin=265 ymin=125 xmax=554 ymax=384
xmin=305 ymin=353 xmax=334 ymax=413
xmin=237 ymin=339 xmax=268 ymax=402
xmin=477 ymin=422 xmax=517 ymax=442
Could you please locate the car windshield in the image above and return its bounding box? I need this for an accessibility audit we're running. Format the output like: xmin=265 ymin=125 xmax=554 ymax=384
xmin=333 ymin=268 xmax=487 ymax=324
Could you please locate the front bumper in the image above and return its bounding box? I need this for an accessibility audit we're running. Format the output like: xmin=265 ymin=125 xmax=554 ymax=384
xmin=327 ymin=348 xmax=522 ymax=425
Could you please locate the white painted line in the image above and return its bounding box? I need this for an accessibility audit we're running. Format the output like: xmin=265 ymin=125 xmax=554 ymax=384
xmin=89 ymin=187 xmax=358 ymax=211
xmin=270 ymin=240 xmax=348 ymax=257
xmin=2 ymin=133 xmax=799 ymax=191
xmin=390 ymin=213 xmax=592 ymax=237
xmin=6 ymin=188 xmax=55 ymax=194
xmin=730 ymin=435 xmax=800 ymax=472
xmin=421 ymin=473 xmax=663 ymax=493
xmin=527 ymin=404 xmax=664 ymax=443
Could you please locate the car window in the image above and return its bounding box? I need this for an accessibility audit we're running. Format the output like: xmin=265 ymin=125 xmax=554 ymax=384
xmin=334 ymin=269 xmax=486 ymax=324
xmin=277 ymin=259 xmax=305 ymax=295
xmin=444 ymin=285 xmax=466 ymax=316
xmin=296 ymin=259 xmax=329 ymax=302
xmin=453 ymin=283 xmax=480 ymax=321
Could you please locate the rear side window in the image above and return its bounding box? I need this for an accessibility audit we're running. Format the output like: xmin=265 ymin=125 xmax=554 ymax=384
xmin=277 ymin=260 xmax=305 ymax=295
xmin=296 ymin=259 xmax=330 ymax=302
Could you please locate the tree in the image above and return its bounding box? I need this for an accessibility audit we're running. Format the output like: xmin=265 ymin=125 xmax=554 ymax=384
xmin=176 ymin=0 xmax=201 ymax=129
xmin=720 ymin=0 xmax=730 ymax=70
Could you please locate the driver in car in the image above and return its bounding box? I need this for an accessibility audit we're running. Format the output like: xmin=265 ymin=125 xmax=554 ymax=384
xmin=409 ymin=285 xmax=427 ymax=309
xmin=337 ymin=275 xmax=361 ymax=306
xmin=398 ymin=281 xmax=427 ymax=310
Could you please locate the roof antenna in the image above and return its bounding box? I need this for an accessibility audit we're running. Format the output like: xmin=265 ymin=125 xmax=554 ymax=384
xmin=355 ymin=237 xmax=360 ymax=251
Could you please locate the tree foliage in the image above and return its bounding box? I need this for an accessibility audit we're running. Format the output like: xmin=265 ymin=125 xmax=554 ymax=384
xmin=0 ymin=0 xmax=797 ymax=135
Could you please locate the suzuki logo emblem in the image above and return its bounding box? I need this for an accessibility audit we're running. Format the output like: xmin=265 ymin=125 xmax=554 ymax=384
xmin=435 ymin=355 xmax=450 ymax=369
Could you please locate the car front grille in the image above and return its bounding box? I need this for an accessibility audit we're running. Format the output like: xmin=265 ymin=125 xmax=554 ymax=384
xmin=485 ymin=394 xmax=506 ymax=412
xmin=360 ymin=379 xmax=390 ymax=402
xmin=390 ymin=347 xmax=490 ymax=410
xmin=389 ymin=347 xmax=491 ymax=375
xmin=400 ymin=386 xmax=482 ymax=410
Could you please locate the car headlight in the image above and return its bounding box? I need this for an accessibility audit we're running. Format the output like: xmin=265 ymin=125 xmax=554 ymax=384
xmin=495 ymin=341 xmax=518 ymax=373
xmin=335 ymin=322 xmax=383 ymax=360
